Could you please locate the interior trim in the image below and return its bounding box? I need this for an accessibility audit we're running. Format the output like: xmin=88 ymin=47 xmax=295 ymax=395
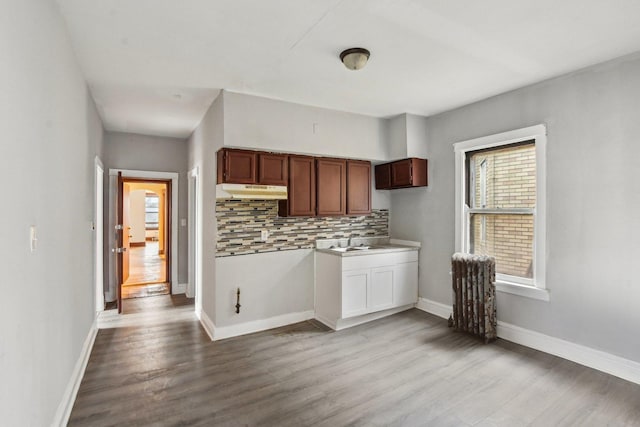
xmin=52 ymin=318 xmax=98 ymax=427
xmin=416 ymin=297 xmax=640 ymax=385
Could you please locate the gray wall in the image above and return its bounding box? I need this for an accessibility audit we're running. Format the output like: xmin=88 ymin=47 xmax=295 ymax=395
xmin=188 ymin=93 xmax=225 ymax=322
xmin=0 ymin=0 xmax=104 ymax=424
xmin=391 ymin=52 xmax=640 ymax=363
xmin=224 ymin=91 xmax=390 ymax=161
xmin=104 ymin=132 xmax=189 ymax=290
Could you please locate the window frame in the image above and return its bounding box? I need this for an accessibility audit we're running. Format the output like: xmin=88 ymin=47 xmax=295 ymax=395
xmin=454 ymin=124 xmax=549 ymax=301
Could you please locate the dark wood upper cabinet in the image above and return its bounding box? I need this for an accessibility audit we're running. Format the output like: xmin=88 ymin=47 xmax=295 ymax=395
xmin=278 ymin=155 xmax=316 ymax=217
xmin=258 ymin=153 xmax=288 ymax=186
xmin=316 ymin=158 xmax=347 ymax=216
xmin=391 ymin=159 xmax=414 ymax=187
xmin=375 ymin=158 xmax=428 ymax=189
xmin=347 ymin=160 xmax=371 ymax=215
xmin=218 ymin=148 xmax=374 ymax=217
xmin=218 ymin=149 xmax=288 ymax=186
xmin=374 ymin=163 xmax=391 ymax=190
xmin=217 ymin=149 xmax=257 ymax=184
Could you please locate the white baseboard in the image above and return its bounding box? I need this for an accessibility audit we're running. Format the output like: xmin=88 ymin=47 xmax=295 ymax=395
xmin=213 ymin=310 xmax=315 ymax=341
xmin=496 ymin=321 xmax=640 ymax=385
xmin=316 ymin=305 xmax=414 ymax=331
xmin=416 ymin=297 xmax=451 ymax=320
xmin=314 ymin=314 xmax=337 ymax=330
xmin=52 ymin=318 xmax=98 ymax=427
xmin=199 ymin=310 xmax=216 ymax=341
xmin=172 ymin=283 xmax=187 ymax=294
xmin=185 ymin=284 xmax=194 ymax=298
xmin=416 ymin=297 xmax=640 ymax=385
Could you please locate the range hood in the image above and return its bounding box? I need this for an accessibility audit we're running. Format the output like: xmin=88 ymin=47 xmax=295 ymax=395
xmin=216 ymin=183 xmax=288 ymax=200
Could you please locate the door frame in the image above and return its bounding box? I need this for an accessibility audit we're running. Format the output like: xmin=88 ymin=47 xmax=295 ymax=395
xmin=94 ymin=157 xmax=105 ymax=313
xmin=187 ymin=166 xmax=202 ymax=315
xmin=108 ymin=169 xmax=179 ymax=302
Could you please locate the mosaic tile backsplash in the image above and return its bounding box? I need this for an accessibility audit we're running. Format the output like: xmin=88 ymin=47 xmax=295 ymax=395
xmin=216 ymin=200 xmax=389 ymax=257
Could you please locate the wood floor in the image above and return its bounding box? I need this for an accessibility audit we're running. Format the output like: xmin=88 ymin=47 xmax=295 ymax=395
xmin=123 ymin=241 xmax=166 ymax=286
xmin=121 ymin=282 xmax=170 ymax=300
xmin=122 ymin=293 xmax=194 ymax=314
xmin=69 ymin=308 xmax=640 ymax=426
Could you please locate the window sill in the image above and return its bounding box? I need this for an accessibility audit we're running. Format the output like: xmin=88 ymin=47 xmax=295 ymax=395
xmin=496 ymin=280 xmax=550 ymax=301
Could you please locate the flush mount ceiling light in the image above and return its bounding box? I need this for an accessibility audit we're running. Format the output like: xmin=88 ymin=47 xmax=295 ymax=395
xmin=340 ymin=48 xmax=370 ymax=71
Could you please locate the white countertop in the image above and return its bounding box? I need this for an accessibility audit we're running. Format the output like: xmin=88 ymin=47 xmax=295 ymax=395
xmin=315 ymin=242 xmax=419 ymax=257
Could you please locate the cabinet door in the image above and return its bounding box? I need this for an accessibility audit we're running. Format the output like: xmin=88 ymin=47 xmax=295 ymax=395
xmin=393 ymin=262 xmax=418 ymax=306
xmin=389 ymin=158 xmax=428 ymax=188
xmin=279 ymin=155 xmax=315 ymax=216
xmin=374 ymin=163 xmax=391 ymax=189
xmin=370 ymin=266 xmax=394 ymax=311
xmin=221 ymin=149 xmax=257 ymax=184
xmin=342 ymin=269 xmax=369 ymax=318
xmin=347 ymin=160 xmax=371 ymax=215
xmin=390 ymin=159 xmax=413 ymax=187
xmin=408 ymin=158 xmax=428 ymax=187
xmin=316 ymin=158 xmax=346 ymax=216
xmin=259 ymin=153 xmax=288 ymax=185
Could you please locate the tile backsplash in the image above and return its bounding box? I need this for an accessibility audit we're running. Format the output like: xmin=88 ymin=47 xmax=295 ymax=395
xmin=216 ymin=200 xmax=389 ymax=257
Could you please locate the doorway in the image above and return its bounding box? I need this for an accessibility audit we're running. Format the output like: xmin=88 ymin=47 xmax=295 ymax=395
xmin=108 ymin=169 xmax=180 ymax=314
xmin=120 ymin=179 xmax=171 ymax=300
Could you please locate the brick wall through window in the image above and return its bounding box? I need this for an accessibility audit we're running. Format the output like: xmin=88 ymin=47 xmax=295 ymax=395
xmin=469 ymin=143 xmax=535 ymax=278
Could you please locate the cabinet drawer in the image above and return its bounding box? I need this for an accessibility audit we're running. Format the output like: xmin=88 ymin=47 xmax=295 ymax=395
xmin=341 ymin=250 xmax=418 ymax=271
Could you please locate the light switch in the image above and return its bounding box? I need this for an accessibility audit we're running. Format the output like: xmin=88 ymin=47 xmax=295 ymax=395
xmin=30 ymin=225 xmax=37 ymax=253
xmin=181 ymin=218 xmax=187 ymax=227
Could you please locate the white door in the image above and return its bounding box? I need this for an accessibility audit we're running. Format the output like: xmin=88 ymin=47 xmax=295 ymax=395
xmin=370 ymin=266 xmax=394 ymax=310
xmin=342 ymin=269 xmax=369 ymax=318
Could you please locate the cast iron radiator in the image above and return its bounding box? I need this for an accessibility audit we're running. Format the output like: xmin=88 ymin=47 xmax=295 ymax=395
xmin=449 ymin=253 xmax=497 ymax=343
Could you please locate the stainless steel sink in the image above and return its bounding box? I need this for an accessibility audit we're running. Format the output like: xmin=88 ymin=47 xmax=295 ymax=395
xmin=329 ymin=245 xmax=389 ymax=252
xmin=329 ymin=247 xmax=362 ymax=252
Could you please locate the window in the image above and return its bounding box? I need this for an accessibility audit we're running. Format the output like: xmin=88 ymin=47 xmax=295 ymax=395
xmin=454 ymin=125 xmax=548 ymax=301
xmin=145 ymin=193 xmax=159 ymax=230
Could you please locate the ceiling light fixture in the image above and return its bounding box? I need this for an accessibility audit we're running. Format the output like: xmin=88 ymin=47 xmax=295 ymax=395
xmin=340 ymin=48 xmax=370 ymax=71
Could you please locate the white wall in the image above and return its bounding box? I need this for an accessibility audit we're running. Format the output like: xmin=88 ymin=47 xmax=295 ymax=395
xmin=104 ymin=132 xmax=189 ymax=284
xmin=405 ymin=113 xmax=429 ymax=159
xmin=0 ymin=0 xmax=104 ymax=424
xmin=391 ymin=52 xmax=640 ymax=364
xmin=188 ymin=93 xmax=225 ymax=322
xmin=223 ymin=91 xmax=390 ymax=161
xmin=387 ymin=114 xmax=408 ymax=159
xmin=215 ymin=250 xmax=314 ymax=327
xmin=386 ymin=113 xmax=429 ymax=160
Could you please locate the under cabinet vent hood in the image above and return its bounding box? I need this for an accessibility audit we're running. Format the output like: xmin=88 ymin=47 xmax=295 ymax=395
xmin=216 ymin=183 xmax=288 ymax=200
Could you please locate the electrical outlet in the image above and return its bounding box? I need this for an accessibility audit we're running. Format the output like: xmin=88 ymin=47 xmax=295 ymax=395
xmin=260 ymin=229 xmax=269 ymax=241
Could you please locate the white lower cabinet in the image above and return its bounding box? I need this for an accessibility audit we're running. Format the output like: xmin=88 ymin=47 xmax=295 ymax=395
xmin=315 ymin=250 xmax=419 ymax=329
xmin=368 ymin=266 xmax=394 ymax=312
xmin=342 ymin=269 xmax=370 ymax=318
xmin=393 ymin=261 xmax=419 ymax=307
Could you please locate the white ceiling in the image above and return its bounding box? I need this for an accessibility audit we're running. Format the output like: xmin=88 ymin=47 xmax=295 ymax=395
xmin=56 ymin=0 xmax=640 ymax=138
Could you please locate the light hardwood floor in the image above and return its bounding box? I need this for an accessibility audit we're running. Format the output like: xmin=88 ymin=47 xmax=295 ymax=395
xmin=123 ymin=241 xmax=166 ymax=286
xmin=69 ymin=307 xmax=640 ymax=426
